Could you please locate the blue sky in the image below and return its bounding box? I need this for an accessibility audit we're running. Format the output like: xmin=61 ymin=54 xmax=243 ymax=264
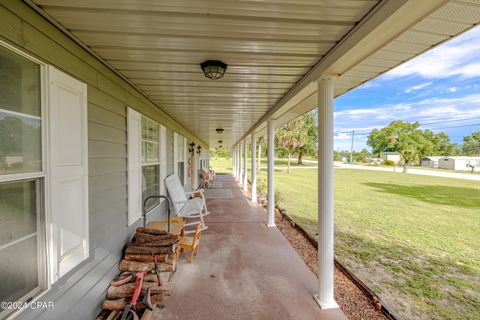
xmin=334 ymin=25 xmax=480 ymax=151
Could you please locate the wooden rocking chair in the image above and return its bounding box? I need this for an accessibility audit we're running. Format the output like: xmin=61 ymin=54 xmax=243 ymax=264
xmin=178 ymin=223 xmax=202 ymax=263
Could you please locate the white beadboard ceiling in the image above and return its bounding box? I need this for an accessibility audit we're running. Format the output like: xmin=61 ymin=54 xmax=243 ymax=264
xmin=28 ymin=0 xmax=480 ymax=147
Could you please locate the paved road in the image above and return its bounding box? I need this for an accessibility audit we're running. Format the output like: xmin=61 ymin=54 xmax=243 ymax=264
xmin=334 ymin=162 xmax=480 ymax=181
xmin=258 ymin=159 xmax=480 ymax=181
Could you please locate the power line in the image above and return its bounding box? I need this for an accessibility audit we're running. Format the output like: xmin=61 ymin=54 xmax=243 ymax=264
xmin=335 ymin=118 xmax=480 ymax=134
xmin=428 ymin=123 xmax=480 ymax=130
xmin=419 ymin=116 xmax=480 ymax=126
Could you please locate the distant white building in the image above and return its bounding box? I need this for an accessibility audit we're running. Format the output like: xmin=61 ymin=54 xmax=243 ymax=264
xmin=380 ymin=152 xmax=401 ymax=164
xmin=420 ymin=156 xmax=444 ymax=168
xmin=438 ymin=156 xmax=480 ymax=171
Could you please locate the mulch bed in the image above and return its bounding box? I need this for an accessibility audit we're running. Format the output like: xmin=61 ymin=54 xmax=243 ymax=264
xmin=274 ymin=210 xmax=388 ymax=320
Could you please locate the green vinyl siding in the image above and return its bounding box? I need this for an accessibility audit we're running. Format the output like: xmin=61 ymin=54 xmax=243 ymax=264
xmin=0 ymin=2 xmax=207 ymax=319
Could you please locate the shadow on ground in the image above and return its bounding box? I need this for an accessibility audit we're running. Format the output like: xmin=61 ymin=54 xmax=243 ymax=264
xmin=364 ymin=183 xmax=480 ymax=209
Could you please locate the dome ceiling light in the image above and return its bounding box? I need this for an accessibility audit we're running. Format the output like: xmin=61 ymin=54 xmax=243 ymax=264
xmin=201 ymin=60 xmax=228 ymax=80
xmin=216 ymin=128 xmax=224 ymax=134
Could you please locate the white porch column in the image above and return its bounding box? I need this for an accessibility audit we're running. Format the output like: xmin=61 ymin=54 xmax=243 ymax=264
xmin=243 ymin=139 xmax=248 ymax=191
xmin=232 ymin=146 xmax=235 ymax=177
xmin=235 ymin=145 xmax=239 ymax=178
xmin=235 ymin=144 xmax=238 ymax=181
xmin=251 ymin=133 xmax=257 ymax=202
xmin=238 ymin=142 xmax=243 ymax=185
xmin=315 ymin=76 xmax=338 ymax=309
xmin=267 ymin=119 xmax=275 ymax=227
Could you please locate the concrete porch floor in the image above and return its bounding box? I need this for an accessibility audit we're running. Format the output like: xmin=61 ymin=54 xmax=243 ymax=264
xmin=154 ymin=174 xmax=347 ymax=320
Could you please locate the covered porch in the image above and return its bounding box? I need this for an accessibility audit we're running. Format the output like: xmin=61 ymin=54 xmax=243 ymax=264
xmin=157 ymin=173 xmax=347 ymax=320
xmin=1 ymin=1 xmax=479 ymax=319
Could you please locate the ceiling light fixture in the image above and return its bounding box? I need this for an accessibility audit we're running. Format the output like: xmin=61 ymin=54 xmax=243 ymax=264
xmin=216 ymin=128 xmax=224 ymax=134
xmin=201 ymin=60 xmax=228 ymax=80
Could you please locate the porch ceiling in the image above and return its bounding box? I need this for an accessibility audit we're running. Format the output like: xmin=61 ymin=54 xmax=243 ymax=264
xmin=28 ymin=0 xmax=480 ymax=147
xmin=27 ymin=0 xmax=380 ymax=146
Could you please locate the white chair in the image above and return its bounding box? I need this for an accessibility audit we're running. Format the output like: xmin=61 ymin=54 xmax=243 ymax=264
xmin=164 ymin=175 xmax=209 ymax=232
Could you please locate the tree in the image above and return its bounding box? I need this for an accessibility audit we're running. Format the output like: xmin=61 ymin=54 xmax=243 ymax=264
xmin=356 ymin=149 xmax=372 ymax=162
xmin=275 ymin=113 xmax=313 ymax=173
xmin=296 ymin=111 xmax=317 ymax=165
xmin=210 ymin=147 xmax=230 ymax=159
xmin=367 ymin=120 xmax=436 ymax=173
xmin=462 ymin=131 xmax=480 ymax=156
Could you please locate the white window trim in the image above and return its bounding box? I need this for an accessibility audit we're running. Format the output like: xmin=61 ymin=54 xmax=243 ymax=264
xmin=128 ymin=109 xmax=166 ymax=224
xmin=0 ymin=40 xmax=92 ymax=319
xmin=0 ymin=43 xmax=49 ymax=308
xmin=173 ymin=132 xmax=187 ymax=187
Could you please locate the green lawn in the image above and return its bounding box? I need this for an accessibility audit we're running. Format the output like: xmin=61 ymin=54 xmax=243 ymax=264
xmin=211 ymin=157 xmax=480 ymax=320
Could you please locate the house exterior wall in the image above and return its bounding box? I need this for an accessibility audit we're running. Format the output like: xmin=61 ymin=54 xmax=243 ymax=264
xmin=380 ymin=153 xmax=401 ymax=163
xmin=438 ymin=158 xmax=480 ymax=171
xmin=420 ymin=159 xmax=439 ymax=168
xmin=438 ymin=158 xmax=454 ymax=170
xmin=453 ymin=159 xmax=480 ymax=171
xmin=0 ymin=2 xmax=207 ymax=320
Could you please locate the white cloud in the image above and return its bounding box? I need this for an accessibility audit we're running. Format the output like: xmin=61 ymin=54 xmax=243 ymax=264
xmin=335 ymin=93 xmax=480 ymax=134
xmin=447 ymin=87 xmax=457 ymax=93
xmin=335 ymin=133 xmax=350 ymax=140
xmin=385 ymin=26 xmax=480 ymax=79
xmin=404 ymin=81 xmax=433 ymax=93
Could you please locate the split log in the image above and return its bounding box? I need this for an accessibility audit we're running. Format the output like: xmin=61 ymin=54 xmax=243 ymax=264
xmin=144 ymin=272 xmax=172 ymax=283
xmin=133 ymin=233 xmax=178 ymax=244
xmin=140 ymin=305 xmax=156 ymax=320
xmin=118 ymin=260 xmax=173 ymax=273
xmin=106 ymin=310 xmax=121 ymax=320
xmin=106 ymin=282 xmax=171 ymax=299
xmin=114 ymin=271 xmax=172 ymax=284
xmin=125 ymin=244 xmax=175 ymax=255
xmin=102 ymin=294 xmax=165 ymax=311
xmin=136 ymin=227 xmax=168 ymax=236
xmin=124 ymin=254 xmax=168 ymax=263
xmin=96 ymin=310 xmax=110 ymax=320
xmin=132 ymin=238 xmax=178 ymax=247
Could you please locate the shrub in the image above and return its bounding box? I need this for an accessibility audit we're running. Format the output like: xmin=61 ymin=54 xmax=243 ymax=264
xmin=274 ymin=190 xmax=282 ymax=207
xmin=383 ymin=159 xmax=395 ymax=166
xmin=257 ymin=178 xmax=267 ymax=197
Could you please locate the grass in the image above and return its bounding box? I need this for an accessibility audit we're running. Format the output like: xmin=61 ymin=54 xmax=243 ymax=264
xmin=211 ymin=157 xmax=480 ymax=320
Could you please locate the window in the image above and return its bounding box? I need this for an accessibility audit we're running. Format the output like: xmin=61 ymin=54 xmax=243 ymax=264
xmin=173 ymin=133 xmax=186 ymax=186
xmin=128 ymin=108 xmax=165 ymax=224
xmin=141 ymin=117 xmax=160 ymax=212
xmin=0 ymin=45 xmax=46 ymax=318
xmin=0 ymin=43 xmax=89 ymax=319
xmin=0 ymin=46 xmax=42 ymax=175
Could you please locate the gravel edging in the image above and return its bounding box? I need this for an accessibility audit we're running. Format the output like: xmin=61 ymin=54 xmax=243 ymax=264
xmin=274 ymin=210 xmax=388 ymax=320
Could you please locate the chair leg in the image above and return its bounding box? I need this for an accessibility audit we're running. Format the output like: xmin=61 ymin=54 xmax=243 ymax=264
xmin=199 ymin=211 xmax=206 ymax=229
xmin=189 ymin=250 xmax=194 ymax=263
xmin=195 ymin=245 xmax=199 ymax=255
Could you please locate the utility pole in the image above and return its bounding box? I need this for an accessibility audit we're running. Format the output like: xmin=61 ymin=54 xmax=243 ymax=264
xmin=349 ymin=130 xmax=355 ymax=163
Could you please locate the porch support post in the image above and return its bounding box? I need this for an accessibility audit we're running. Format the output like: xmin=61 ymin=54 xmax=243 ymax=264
xmin=236 ymin=145 xmax=240 ymax=179
xmin=251 ymin=133 xmax=257 ymax=202
xmin=232 ymin=146 xmax=237 ymax=177
xmin=315 ymin=76 xmax=338 ymax=309
xmin=267 ymin=119 xmax=276 ymax=227
xmin=239 ymin=141 xmax=243 ymax=185
xmin=243 ymin=139 xmax=248 ymax=191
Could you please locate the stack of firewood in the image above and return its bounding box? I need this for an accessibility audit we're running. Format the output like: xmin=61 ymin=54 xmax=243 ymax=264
xmin=96 ymin=227 xmax=180 ymax=320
